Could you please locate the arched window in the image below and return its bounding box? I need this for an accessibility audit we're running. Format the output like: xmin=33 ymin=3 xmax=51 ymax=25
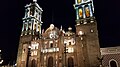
xmin=68 ymin=57 xmax=74 ymax=67
xmin=28 ymin=23 xmax=31 ymax=30
xmin=78 ymin=8 xmax=83 ymax=18
xmin=69 ymin=42 xmax=71 ymax=45
xmin=50 ymin=43 xmax=53 ymax=48
xmin=109 ymin=59 xmax=118 ymax=67
xmin=77 ymin=0 xmax=82 ymax=3
xmin=85 ymin=7 xmax=90 ymax=17
xmin=26 ymin=9 xmax=29 ymax=17
xmin=30 ymin=7 xmax=35 ymax=16
xmin=24 ymin=24 xmax=27 ymax=31
xmin=34 ymin=24 xmax=37 ymax=31
xmin=31 ymin=59 xmax=36 ymax=67
xmin=37 ymin=24 xmax=40 ymax=32
xmin=48 ymin=56 xmax=53 ymax=67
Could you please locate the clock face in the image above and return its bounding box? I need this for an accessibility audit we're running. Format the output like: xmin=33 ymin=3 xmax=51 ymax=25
xmin=49 ymin=33 xmax=55 ymax=38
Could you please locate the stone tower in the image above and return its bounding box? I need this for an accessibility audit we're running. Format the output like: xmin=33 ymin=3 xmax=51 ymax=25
xmin=16 ymin=0 xmax=43 ymax=67
xmin=74 ymin=0 xmax=101 ymax=67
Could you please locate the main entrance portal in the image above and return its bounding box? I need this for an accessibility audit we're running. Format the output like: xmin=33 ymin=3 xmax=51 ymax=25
xmin=48 ymin=57 xmax=53 ymax=67
xmin=68 ymin=57 xmax=74 ymax=67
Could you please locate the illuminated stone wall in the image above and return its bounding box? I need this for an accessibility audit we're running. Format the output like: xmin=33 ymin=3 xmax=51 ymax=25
xmin=101 ymin=46 xmax=120 ymax=67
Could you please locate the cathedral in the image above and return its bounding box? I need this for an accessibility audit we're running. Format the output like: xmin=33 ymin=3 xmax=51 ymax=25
xmin=16 ymin=0 xmax=101 ymax=67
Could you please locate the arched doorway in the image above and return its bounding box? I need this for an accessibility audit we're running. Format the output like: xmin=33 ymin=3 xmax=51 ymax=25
xmin=48 ymin=56 xmax=53 ymax=67
xmin=68 ymin=57 xmax=74 ymax=67
xmin=110 ymin=60 xmax=118 ymax=67
xmin=31 ymin=59 xmax=36 ymax=67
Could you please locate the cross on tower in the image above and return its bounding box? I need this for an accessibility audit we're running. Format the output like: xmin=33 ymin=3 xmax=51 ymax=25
xmin=33 ymin=0 xmax=37 ymax=2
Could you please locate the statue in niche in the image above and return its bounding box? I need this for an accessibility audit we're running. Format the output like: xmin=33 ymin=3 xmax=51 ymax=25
xmin=85 ymin=7 xmax=90 ymax=17
xmin=79 ymin=9 xmax=83 ymax=18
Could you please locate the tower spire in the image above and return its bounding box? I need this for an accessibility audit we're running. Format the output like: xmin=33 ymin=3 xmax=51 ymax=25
xmin=60 ymin=25 xmax=63 ymax=30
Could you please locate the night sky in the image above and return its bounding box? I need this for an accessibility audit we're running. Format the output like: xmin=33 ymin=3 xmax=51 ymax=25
xmin=0 ymin=0 xmax=120 ymax=65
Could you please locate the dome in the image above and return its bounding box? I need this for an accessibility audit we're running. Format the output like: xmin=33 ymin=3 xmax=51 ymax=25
xmin=43 ymin=24 xmax=60 ymax=38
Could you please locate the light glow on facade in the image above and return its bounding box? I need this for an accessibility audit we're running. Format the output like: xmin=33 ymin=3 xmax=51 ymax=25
xmin=64 ymin=38 xmax=75 ymax=45
xmin=67 ymin=47 xmax=74 ymax=53
xmin=42 ymin=48 xmax=59 ymax=53
xmin=78 ymin=31 xmax=84 ymax=35
xmin=31 ymin=42 xmax=39 ymax=50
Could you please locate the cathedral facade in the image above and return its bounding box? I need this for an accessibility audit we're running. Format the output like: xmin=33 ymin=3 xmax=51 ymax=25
xmin=16 ymin=0 xmax=101 ymax=67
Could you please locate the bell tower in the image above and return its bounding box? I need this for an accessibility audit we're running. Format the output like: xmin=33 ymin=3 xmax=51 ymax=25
xmin=74 ymin=0 xmax=94 ymax=26
xmin=16 ymin=0 xmax=43 ymax=67
xmin=74 ymin=0 xmax=101 ymax=67
xmin=21 ymin=0 xmax=43 ymax=36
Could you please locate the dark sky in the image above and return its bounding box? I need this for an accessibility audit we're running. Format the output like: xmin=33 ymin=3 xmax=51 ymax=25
xmin=0 ymin=0 xmax=120 ymax=65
